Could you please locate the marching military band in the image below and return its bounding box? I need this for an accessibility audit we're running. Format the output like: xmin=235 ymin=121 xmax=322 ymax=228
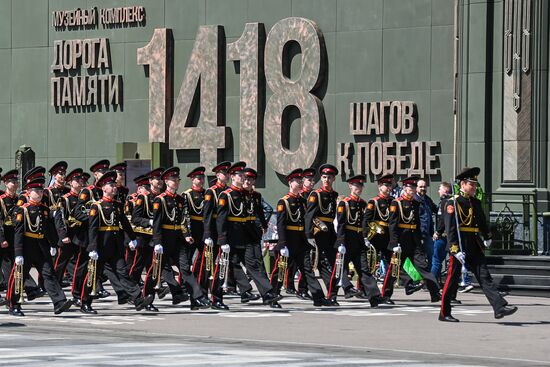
xmin=0 ymin=160 xmax=518 ymax=322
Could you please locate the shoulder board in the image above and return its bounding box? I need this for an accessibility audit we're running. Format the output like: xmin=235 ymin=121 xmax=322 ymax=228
xmin=315 ymin=188 xmax=322 ymax=193
xmin=62 ymin=193 xmax=70 ymax=198
xmin=21 ymin=203 xmax=30 ymax=208
xmin=223 ymin=188 xmax=233 ymax=194
xmin=158 ymin=193 xmax=167 ymax=198
xmin=184 ymin=188 xmax=192 ymax=194
xmin=372 ymin=196 xmax=379 ymax=201
xmin=0 ymin=193 xmax=7 ymax=199
xmin=87 ymin=185 xmax=94 ymax=190
xmin=396 ymin=197 xmax=403 ymax=202
xmin=282 ymin=195 xmax=289 ymax=200
xmin=343 ymin=197 xmax=351 ymax=202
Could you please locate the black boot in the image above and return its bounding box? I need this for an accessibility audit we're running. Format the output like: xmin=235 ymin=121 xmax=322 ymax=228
xmin=9 ymin=305 xmax=24 ymax=316
xmin=211 ymin=300 xmax=230 ymax=310
xmin=494 ymin=305 xmax=518 ymax=319
xmin=241 ymin=291 xmax=261 ymax=303
xmin=54 ymin=299 xmax=73 ymax=315
xmin=80 ymin=303 xmax=98 ymax=314
xmin=134 ymin=294 xmax=154 ymax=311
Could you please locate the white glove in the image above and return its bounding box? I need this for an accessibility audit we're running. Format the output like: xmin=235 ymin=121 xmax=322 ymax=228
xmin=221 ymin=244 xmax=230 ymax=253
xmin=307 ymin=238 xmax=317 ymax=248
xmin=154 ymin=244 xmax=164 ymax=254
xmin=50 ymin=247 xmax=57 ymax=257
xmin=128 ymin=240 xmax=137 ymax=251
xmin=205 ymin=237 xmax=214 ymax=246
xmin=454 ymin=251 xmax=466 ymax=265
xmin=280 ymin=246 xmax=289 ymax=257
xmin=338 ymin=245 xmax=346 ymax=255
xmin=484 ymin=239 xmax=492 ymax=248
xmin=149 ymin=219 xmax=153 ymax=226
xmin=89 ymin=251 xmax=99 ymax=260
xmin=392 ymin=245 xmax=402 ymax=253
xmin=15 ymin=256 xmax=24 ymax=266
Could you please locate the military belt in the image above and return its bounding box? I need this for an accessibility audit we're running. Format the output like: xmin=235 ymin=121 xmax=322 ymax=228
xmin=227 ymin=216 xmax=248 ymax=223
xmin=162 ymin=224 xmax=182 ymax=231
xmin=459 ymin=226 xmax=479 ymax=233
xmin=376 ymin=221 xmax=389 ymax=227
xmin=99 ymin=226 xmax=119 ymax=232
xmin=286 ymin=225 xmax=304 ymax=231
xmin=398 ymin=223 xmax=417 ymax=229
xmin=24 ymin=232 xmax=44 ymax=239
xmin=190 ymin=215 xmax=203 ymax=221
xmin=345 ymin=225 xmax=362 ymax=233
xmin=316 ymin=216 xmax=333 ymax=223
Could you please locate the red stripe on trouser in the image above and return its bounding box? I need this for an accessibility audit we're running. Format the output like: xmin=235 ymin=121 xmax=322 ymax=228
xmin=297 ymin=271 xmax=302 ymax=286
xmin=210 ymin=248 xmax=222 ymax=302
xmin=197 ymin=247 xmax=206 ymax=287
xmin=129 ymin=248 xmax=139 ymax=277
xmin=54 ymin=248 xmax=62 ymax=270
xmin=269 ymin=255 xmax=280 ymax=283
xmin=6 ymin=264 xmax=16 ymax=302
xmin=70 ymin=251 xmax=82 ymax=294
xmin=381 ymin=262 xmax=393 ymax=298
xmin=125 ymin=248 xmax=129 ymax=263
xmin=440 ymin=256 xmax=455 ymax=317
xmin=327 ymin=259 xmax=338 ymax=297
xmin=192 ymin=253 xmax=199 ymax=274
xmin=142 ymin=262 xmax=154 ymax=297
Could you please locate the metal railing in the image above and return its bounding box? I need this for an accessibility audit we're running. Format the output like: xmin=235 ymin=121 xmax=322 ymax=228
xmin=485 ymin=190 xmax=538 ymax=255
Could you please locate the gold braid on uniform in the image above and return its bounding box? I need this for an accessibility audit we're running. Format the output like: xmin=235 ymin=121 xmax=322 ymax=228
xmin=227 ymin=192 xmax=244 ymax=216
xmin=159 ymin=196 xmax=176 ymax=222
xmin=23 ymin=207 xmax=41 ymax=233
xmin=185 ymin=191 xmax=204 ymax=214
xmin=374 ymin=199 xmax=389 ymax=221
xmin=396 ymin=200 xmax=414 ymax=223
xmin=282 ymin=198 xmax=301 ymax=222
xmin=97 ymin=202 xmax=115 ymax=226
xmin=315 ymin=191 xmax=333 ymax=215
xmin=341 ymin=200 xmax=359 ymax=225
xmin=457 ymin=201 xmax=473 ymax=226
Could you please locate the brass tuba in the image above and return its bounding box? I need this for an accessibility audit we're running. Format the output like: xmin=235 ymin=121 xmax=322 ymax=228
xmin=366 ymin=222 xmax=384 ymax=240
xmin=313 ymin=217 xmax=329 ymax=236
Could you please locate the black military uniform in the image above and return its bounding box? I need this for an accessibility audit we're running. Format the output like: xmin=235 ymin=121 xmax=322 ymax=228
xmin=216 ymin=162 xmax=280 ymax=306
xmin=381 ymin=176 xmax=440 ymax=303
xmin=335 ymin=175 xmax=383 ymax=307
xmin=305 ymin=164 xmax=340 ymax=303
xmin=53 ymin=169 xmax=90 ymax=306
xmin=180 ymin=166 xmax=212 ymax=309
xmin=144 ymin=167 xmax=208 ymax=309
xmin=291 ymin=168 xmax=316 ymax=298
xmin=129 ymin=173 xmax=157 ymax=285
xmin=81 ymin=171 xmax=153 ymax=313
xmin=0 ymin=170 xmax=19 ymax=296
xmin=440 ymin=167 xmax=517 ymax=322
xmin=202 ymin=162 xmax=238 ymax=310
xmin=270 ymin=169 xmax=328 ymax=306
xmin=244 ymin=168 xmax=272 ymax=282
xmin=72 ymin=160 xmax=112 ymax=299
xmin=7 ymin=177 xmax=73 ymax=316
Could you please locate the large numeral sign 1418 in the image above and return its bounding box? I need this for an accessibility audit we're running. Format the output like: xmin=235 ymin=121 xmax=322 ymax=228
xmin=137 ymin=18 xmax=326 ymax=173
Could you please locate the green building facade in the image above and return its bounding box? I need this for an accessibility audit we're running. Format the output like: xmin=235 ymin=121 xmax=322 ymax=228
xmin=1 ymin=0 xmax=549 ymax=253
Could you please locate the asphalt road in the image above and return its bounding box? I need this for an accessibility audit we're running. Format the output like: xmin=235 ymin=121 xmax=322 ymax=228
xmin=0 ymin=285 xmax=548 ymax=366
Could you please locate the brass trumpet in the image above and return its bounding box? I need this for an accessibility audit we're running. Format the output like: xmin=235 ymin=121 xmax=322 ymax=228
xmin=152 ymin=250 xmax=163 ymax=290
xmin=365 ymin=240 xmax=378 ymax=274
xmin=277 ymin=253 xmax=288 ymax=284
xmin=87 ymin=257 xmax=98 ymax=296
xmin=335 ymin=245 xmax=346 ymax=287
xmin=310 ymin=244 xmax=319 ymax=272
xmin=14 ymin=263 xmax=25 ymax=304
xmin=313 ymin=217 xmax=329 ymax=236
xmin=219 ymin=246 xmax=230 ymax=290
xmin=390 ymin=248 xmax=401 ymax=288
xmin=204 ymin=239 xmax=214 ymax=273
